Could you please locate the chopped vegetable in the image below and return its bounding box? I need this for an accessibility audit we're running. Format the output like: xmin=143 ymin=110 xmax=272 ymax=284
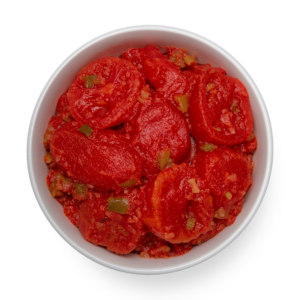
xmin=167 ymin=47 xmax=187 ymax=68
xmin=249 ymin=133 xmax=255 ymax=141
xmin=107 ymin=196 xmax=129 ymax=214
xmin=187 ymin=178 xmax=200 ymax=193
xmin=84 ymin=74 xmax=98 ymax=89
xmin=48 ymin=181 xmax=63 ymax=198
xmin=44 ymin=153 xmax=53 ymax=164
xmin=200 ymin=142 xmax=215 ymax=152
xmin=118 ymin=225 xmax=128 ymax=236
xmin=214 ymin=207 xmax=228 ymax=219
xmin=75 ymin=183 xmax=87 ymax=199
xmin=186 ymin=218 xmax=196 ymax=230
xmin=174 ymin=94 xmax=189 ymax=113
xmin=230 ymin=101 xmax=241 ymax=113
xmin=206 ymin=82 xmax=215 ymax=92
xmin=156 ymin=148 xmax=174 ymax=171
xmin=214 ymin=127 xmax=222 ymax=132
xmin=120 ymin=178 xmax=138 ymax=188
xmin=183 ymin=55 xmax=196 ymax=66
xmin=225 ymin=191 xmax=232 ymax=200
xmin=79 ymin=124 xmax=93 ymax=137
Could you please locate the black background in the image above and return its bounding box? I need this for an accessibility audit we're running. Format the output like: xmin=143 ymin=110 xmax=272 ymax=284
xmin=31 ymin=129 xmax=286 ymax=299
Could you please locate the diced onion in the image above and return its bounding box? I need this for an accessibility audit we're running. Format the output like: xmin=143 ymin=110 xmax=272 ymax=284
xmin=225 ymin=192 xmax=232 ymax=200
xmin=187 ymin=178 xmax=200 ymax=193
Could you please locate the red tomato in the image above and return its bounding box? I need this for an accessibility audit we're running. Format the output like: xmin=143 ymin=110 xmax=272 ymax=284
xmin=142 ymin=164 xmax=214 ymax=243
xmin=191 ymin=147 xmax=252 ymax=215
xmin=78 ymin=189 xmax=146 ymax=254
xmin=50 ymin=122 xmax=143 ymax=192
xmin=125 ymin=100 xmax=190 ymax=178
xmin=55 ymin=91 xmax=73 ymax=122
xmin=187 ymin=65 xmax=253 ymax=146
xmin=68 ymin=57 xmax=143 ymax=130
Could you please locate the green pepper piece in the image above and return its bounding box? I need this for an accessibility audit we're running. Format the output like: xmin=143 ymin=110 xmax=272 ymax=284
xmin=248 ymin=133 xmax=255 ymax=141
xmin=156 ymin=148 xmax=174 ymax=171
xmin=84 ymin=74 xmax=98 ymax=89
xmin=200 ymin=143 xmax=215 ymax=152
xmin=75 ymin=183 xmax=87 ymax=199
xmin=79 ymin=124 xmax=93 ymax=137
xmin=107 ymin=196 xmax=129 ymax=214
xmin=120 ymin=178 xmax=138 ymax=188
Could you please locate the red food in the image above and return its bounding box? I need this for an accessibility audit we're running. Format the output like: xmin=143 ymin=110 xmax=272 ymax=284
xmin=125 ymin=101 xmax=190 ymax=178
xmin=191 ymin=147 xmax=252 ymax=215
xmin=135 ymin=232 xmax=192 ymax=259
xmin=55 ymin=91 xmax=73 ymax=122
xmin=63 ymin=197 xmax=81 ymax=227
xmin=43 ymin=116 xmax=65 ymax=149
xmin=187 ymin=64 xmax=253 ymax=146
xmin=142 ymin=163 xmax=214 ymax=243
xmin=122 ymin=45 xmax=189 ymax=111
xmin=121 ymin=48 xmax=146 ymax=80
xmin=50 ymin=122 xmax=143 ymax=192
xmin=46 ymin=168 xmax=88 ymax=201
xmin=43 ymin=44 xmax=257 ymax=259
xmin=78 ymin=189 xmax=146 ymax=254
xmin=68 ymin=57 xmax=143 ymax=129
xmin=191 ymin=198 xmax=244 ymax=245
xmin=233 ymin=134 xmax=257 ymax=154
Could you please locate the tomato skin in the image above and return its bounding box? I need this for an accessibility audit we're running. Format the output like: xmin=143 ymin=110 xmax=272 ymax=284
xmin=55 ymin=91 xmax=73 ymax=122
xmin=191 ymin=147 xmax=252 ymax=212
xmin=50 ymin=122 xmax=143 ymax=192
xmin=142 ymin=163 xmax=214 ymax=244
xmin=186 ymin=65 xmax=253 ymax=146
xmin=68 ymin=57 xmax=143 ymax=130
xmin=122 ymin=45 xmax=190 ymax=111
xmin=43 ymin=115 xmax=65 ymax=149
xmin=78 ymin=189 xmax=146 ymax=255
xmin=125 ymin=100 xmax=191 ymax=178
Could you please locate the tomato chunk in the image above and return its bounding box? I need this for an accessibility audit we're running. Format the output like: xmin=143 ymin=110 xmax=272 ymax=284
xmin=125 ymin=101 xmax=190 ymax=178
xmin=191 ymin=147 xmax=252 ymax=214
xmin=122 ymin=45 xmax=190 ymax=111
xmin=187 ymin=65 xmax=253 ymax=146
xmin=78 ymin=189 xmax=146 ymax=254
xmin=55 ymin=91 xmax=73 ymax=122
xmin=43 ymin=116 xmax=65 ymax=149
xmin=68 ymin=57 xmax=143 ymax=129
xmin=142 ymin=164 xmax=214 ymax=243
xmin=50 ymin=122 xmax=143 ymax=192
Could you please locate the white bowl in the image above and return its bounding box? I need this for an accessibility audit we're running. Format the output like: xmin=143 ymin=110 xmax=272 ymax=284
xmin=27 ymin=25 xmax=273 ymax=275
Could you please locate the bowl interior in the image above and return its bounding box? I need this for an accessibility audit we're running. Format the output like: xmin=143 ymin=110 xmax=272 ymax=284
xmin=28 ymin=26 xmax=272 ymax=274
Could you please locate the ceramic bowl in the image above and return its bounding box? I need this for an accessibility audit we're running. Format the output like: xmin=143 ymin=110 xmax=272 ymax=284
xmin=27 ymin=25 xmax=273 ymax=274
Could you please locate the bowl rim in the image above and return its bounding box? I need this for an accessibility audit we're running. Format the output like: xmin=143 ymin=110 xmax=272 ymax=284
xmin=27 ymin=25 xmax=273 ymax=275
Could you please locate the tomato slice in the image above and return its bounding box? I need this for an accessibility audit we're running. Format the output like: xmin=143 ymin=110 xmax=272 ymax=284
xmin=142 ymin=164 xmax=214 ymax=243
xmin=68 ymin=57 xmax=143 ymax=129
xmin=187 ymin=65 xmax=253 ymax=146
xmin=78 ymin=190 xmax=146 ymax=254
